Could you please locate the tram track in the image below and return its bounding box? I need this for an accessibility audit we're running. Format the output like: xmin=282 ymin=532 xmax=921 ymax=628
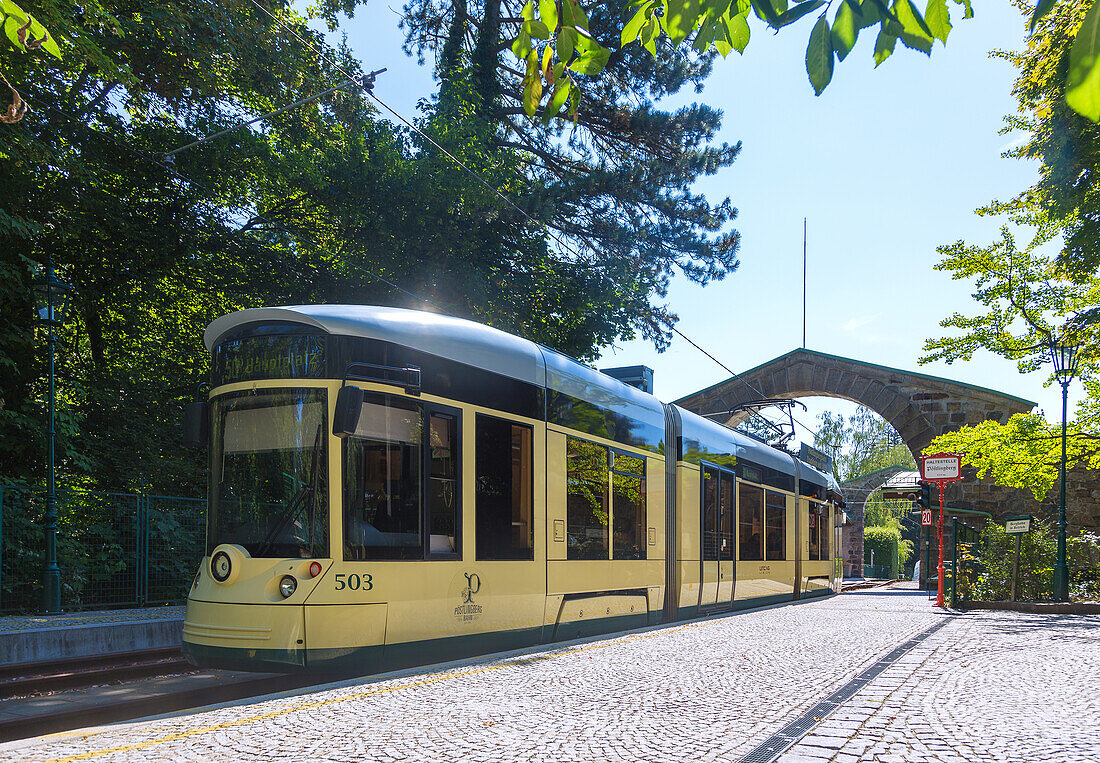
xmin=0 ymin=652 xmax=331 ymax=742
xmin=0 ymin=647 xmax=193 ymax=700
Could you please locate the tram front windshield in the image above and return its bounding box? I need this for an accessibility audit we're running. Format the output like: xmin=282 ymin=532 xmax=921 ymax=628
xmin=208 ymin=388 xmax=328 ymax=558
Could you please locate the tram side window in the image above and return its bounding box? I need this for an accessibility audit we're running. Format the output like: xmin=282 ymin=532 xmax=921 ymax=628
xmin=808 ymin=503 xmax=821 ymax=560
xmin=344 ymin=399 xmax=424 ymax=560
xmin=765 ymin=491 xmax=786 ymax=561
xmin=475 ymin=415 xmax=534 ymax=560
xmin=819 ymin=507 xmax=830 ymax=560
xmin=612 ymin=452 xmax=646 ymax=560
xmin=719 ymin=472 xmax=735 ymax=561
xmin=567 ymin=437 xmax=609 ymax=560
xmin=428 ymin=413 xmax=458 ymax=555
xmin=702 ymin=468 xmax=719 ymax=561
xmin=738 ymin=483 xmax=764 ymax=561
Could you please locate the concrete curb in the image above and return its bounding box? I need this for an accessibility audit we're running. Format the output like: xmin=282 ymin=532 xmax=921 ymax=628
xmin=960 ymin=600 xmax=1100 ymax=615
xmin=0 ymin=619 xmax=183 ymax=665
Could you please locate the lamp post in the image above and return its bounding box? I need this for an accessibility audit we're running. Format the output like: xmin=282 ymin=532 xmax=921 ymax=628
xmin=32 ymin=255 xmax=72 ymax=614
xmin=1049 ymin=340 xmax=1080 ymax=603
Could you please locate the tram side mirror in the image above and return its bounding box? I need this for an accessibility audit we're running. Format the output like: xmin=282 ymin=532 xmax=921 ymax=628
xmin=333 ymin=385 xmax=365 ymax=438
xmin=183 ymin=401 xmax=209 ymax=448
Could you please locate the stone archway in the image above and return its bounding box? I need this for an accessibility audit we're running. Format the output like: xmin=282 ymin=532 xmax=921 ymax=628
xmin=672 ymin=349 xmax=1100 ymax=530
xmin=675 ymin=349 xmax=1035 ymax=466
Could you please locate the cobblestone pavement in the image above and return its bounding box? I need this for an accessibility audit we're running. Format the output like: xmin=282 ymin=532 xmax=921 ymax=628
xmin=4 ymin=587 xmax=1097 ymax=762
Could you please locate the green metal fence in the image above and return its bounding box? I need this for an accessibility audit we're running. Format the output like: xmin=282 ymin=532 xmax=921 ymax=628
xmin=862 ymin=564 xmax=894 ymax=579
xmin=0 ymin=485 xmax=205 ymax=613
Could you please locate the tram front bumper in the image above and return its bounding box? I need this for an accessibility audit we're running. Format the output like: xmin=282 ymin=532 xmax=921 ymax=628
xmin=183 ymin=599 xmax=306 ymax=672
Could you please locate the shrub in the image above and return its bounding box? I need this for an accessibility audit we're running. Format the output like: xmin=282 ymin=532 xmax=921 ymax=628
xmin=864 ymin=525 xmax=903 ymax=579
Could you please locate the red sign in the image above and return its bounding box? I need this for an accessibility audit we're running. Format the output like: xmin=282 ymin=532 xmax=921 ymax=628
xmin=808 ymin=513 xmax=816 ymax=530
xmin=921 ymin=509 xmax=933 ymax=527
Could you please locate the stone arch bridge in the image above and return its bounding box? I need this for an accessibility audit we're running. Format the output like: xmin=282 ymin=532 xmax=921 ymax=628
xmin=675 ymin=349 xmax=1100 ymax=533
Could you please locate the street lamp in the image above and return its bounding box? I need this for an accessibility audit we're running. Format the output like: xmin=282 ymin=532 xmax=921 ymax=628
xmin=32 ymin=255 xmax=72 ymax=614
xmin=1049 ymin=339 xmax=1080 ymax=602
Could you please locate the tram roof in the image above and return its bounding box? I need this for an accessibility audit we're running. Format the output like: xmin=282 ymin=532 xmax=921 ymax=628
xmin=204 ymin=305 xmax=666 ymax=427
xmin=672 ymin=404 xmax=837 ymax=491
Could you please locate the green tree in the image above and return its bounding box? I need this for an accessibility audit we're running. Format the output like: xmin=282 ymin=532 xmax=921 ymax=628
xmin=401 ymin=0 xmax=742 ymax=349
xmin=813 ymin=405 xmax=916 ymax=482
xmin=922 ymin=221 xmax=1100 ymax=495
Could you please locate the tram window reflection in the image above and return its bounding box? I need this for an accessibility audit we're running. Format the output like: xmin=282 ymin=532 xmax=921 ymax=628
xmin=702 ymin=468 xmax=719 ymax=561
xmin=428 ymin=413 xmax=458 ymax=555
xmin=808 ymin=502 xmax=821 ymax=560
xmin=567 ymin=437 xmax=609 ymax=560
xmin=719 ymin=472 xmax=734 ymax=561
xmin=765 ymin=491 xmax=786 ymax=561
xmin=612 ymin=452 xmax=646 ymax=560
xmin=475 ymin=415 xmax=534 ymax=560
xmin=738 ymin=483 xmax=764 ymax=561
xmin=343 ymin=397 xmax=464 ymax=561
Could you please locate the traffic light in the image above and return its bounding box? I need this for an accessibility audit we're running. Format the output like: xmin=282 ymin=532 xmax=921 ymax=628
xmin=918 ymin=481 xmax=932 ymax=510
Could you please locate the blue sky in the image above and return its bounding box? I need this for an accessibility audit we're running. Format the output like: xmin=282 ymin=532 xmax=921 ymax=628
xmin=329 ymin=1 xmax=1075 ymax=447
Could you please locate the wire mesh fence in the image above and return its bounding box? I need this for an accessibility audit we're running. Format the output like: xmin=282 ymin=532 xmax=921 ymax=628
xmin=0 ymin=485 xmax=205 ymax=614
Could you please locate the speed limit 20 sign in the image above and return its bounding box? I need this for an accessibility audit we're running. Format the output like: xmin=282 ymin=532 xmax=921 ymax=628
xmin=921 ymin=509 xmax=933 ymax=527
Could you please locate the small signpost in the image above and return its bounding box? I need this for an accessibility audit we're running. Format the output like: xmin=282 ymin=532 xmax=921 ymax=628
xmin=921 ymin=508 xmax=933 ymax=527
xmin=1005 ymin=514 xmax=1033 ymax=602
xmin=919 ymin=452 xmax=962 ymax=608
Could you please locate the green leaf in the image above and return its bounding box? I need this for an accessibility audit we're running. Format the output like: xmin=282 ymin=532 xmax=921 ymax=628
xmin=641 ymin=16 xmax=659 ymax=54
xmin=893 ymin=0 xmax=932 ymax=39
xmin=953 ymin=0 xmax=972 ymax=20
xmin=569 ymin=45 xmax=611 ymax=74
xmin=832 ymin=0 xmax=858 ymax=60
xmin=726 ymin=10 xmax=750 ymax=52
xmin=665 ymin=0 xmax=703 ymax=42
xmin=539 ymin=0 xmax=559 ymax=33
xmin=805 ymin=16 xmax=834 ymax=95
xmin=545 ymin=78 xmax=572 ymax=121
xmin=693 ymin=11 xmax=720 ymax=51
xmin=1067 ymin=0 xmax=1100 ymax=122
xmin=750 ymin=0 xmax=781 ymax=27
xmin=924 ymin=0 xmax=951 ymax=43
xmin=1029 ymin=0 xmax=1055 ymax=30
xmin=562 ymin=0 xmax=590 ymax=31
xmin=622 ymin=2 xmax=653 ymax=45
xmin=857 ymin=0 xmax=882 ymax=29
xmin=522 ymin=0 xmax=536 ymax=21
xmin=775 ymin=0 xmax=824 ymax=28
xmin=558 ymin=25 xmax=578 ymax=60
xmin=524 ymin=19 xmax=551 ymax=38
xmin=873 ymin=28 xmax=897 ymax=65
xmin=568 ymin=86 xmax=581 ymax=123
xmin=511 ymin=29 xmax=534 ymax=58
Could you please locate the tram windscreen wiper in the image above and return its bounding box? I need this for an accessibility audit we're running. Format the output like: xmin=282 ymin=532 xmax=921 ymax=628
xmin=252 ymin=423 xmax=324 ymax=558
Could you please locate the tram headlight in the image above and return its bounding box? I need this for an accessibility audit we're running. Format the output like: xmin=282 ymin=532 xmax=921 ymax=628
xmin=279 ymin=575 xmax=298 ymax=599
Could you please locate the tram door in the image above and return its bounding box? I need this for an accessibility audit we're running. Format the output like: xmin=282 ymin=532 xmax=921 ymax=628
xmin=701 ymin=466 xmax=735 ymax=609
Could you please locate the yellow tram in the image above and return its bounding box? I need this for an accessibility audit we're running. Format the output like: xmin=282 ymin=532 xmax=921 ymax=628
xmin=182 ymin=306 xmax=843 ymax=673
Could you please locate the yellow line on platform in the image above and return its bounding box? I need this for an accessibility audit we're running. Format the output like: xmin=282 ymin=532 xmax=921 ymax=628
xmin=46 ymin=619 xmax=708 ymax=763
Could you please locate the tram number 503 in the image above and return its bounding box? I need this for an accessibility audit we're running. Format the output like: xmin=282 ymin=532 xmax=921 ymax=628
xmin=334 ymin=573 xmax=373 ymax=591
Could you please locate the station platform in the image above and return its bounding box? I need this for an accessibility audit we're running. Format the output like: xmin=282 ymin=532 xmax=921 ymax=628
xmin=0 ymin=607 xmax=184 ymax=665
